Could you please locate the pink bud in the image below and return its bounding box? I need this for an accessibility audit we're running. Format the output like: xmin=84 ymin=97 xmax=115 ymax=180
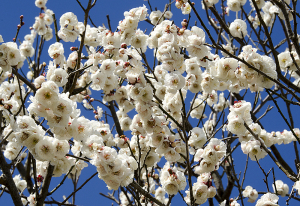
xmin=70 ymin=47 xmax=78 ymax=51
xmin=121 ymin=43 xmax=127 ymax=49
xmin=124 ymin=62 xmax=130 ymax=67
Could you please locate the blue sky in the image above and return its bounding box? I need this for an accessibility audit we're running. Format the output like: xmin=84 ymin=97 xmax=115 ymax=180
xmin=1 ymin=0 xmax=300 ymax=205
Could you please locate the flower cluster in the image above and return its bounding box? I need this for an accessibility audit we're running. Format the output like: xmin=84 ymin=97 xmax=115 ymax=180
xmin=149 ymin=10 xmax=172 ymax=25
xmin=188 ymin=127 xmax=207 ymax=149
xmin=32 ymin=9 xmax=53 ymax=38
xmin=13 ymin=175 xmax=27 ymax=192
xmin=194 ymin=138 xmax=226 ymax=174
xmin=154 ymin=187 xmax=169 ymax=204
xmin=48 ymin=42 xmax=65 ymax=65
xmin=90 ymin=146 xmax=137 ymax=190
xmin=227 ymin=100 xmax=252 ymax=135
xmin=228 ymin=100 xmax=299 ymax=161
xmin=255 ymin=193 xmax=279 ymax=206
xmin=58 ymin=12 xmax=84 ymax=42
xmin=118 ymin=5 xmax=148 ymax=45
xmin=19 ymin=30 xmax=36 ymax=58
xmin=46 ymin=61 xmax=68 ymax=86
xmin=160 ymin=162 xmax=187 ymax=195
xmin=185 ymin=173 xmax=217 ymax=205
xmin=243 ymin=186 xmax=258 ymax=203
xmin=227 ymin=100 xmax=268 ymax=160
xmin=272 ymin=180 xmax=289 ymax=197
xmin=278 ymin=50 xmax=300 ymax=72
xmin=229 ymin=19 xmax=247 ymax=39
xmin=227 ymin=0 xmax=246 ymax=11
xmin=0 ymin=42 xmax=24 ymax=73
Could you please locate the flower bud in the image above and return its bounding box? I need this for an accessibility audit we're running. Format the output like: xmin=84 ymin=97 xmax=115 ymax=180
xmin=4 ymin=104 xmax=11 ymax=110
xmin=70 ymin=47 xmax=78 ymax=51
xmin=169 ymin=135 xmax=175 ymax=142
xmin=175 ymin=1 xmax=182 ymax=9
xmin=207 ymin=186 xmax=217 ymax=198
xmin=178 ymin=29 xmax=185 ymax=35
xmin=124 ymin=62 xmax=130 ymax=67
xmin=121 ymin=43 xmax=127 ymax=49
xmin=119 ymin=48 xmax=125 ymax=54
xmin=39 ymin=13 xmax=45 ymax=18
